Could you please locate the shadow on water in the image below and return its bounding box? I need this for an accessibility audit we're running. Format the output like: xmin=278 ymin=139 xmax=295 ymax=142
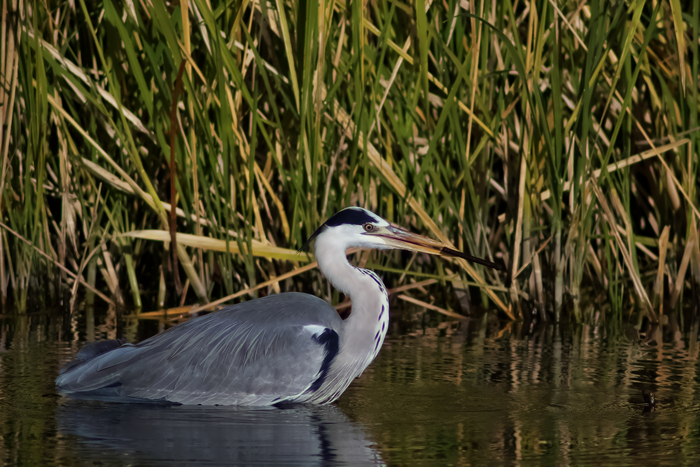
xmin=1 ymin=306 xmax=699 ymax=465
xmin=55 ymin=401 xmax=382 ymax=466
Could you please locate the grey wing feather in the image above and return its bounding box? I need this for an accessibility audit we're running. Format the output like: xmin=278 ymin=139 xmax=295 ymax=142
xmin=58 ymin=338 xmax=128 ymax=375
xmin=56 ymin=293 xmax=344 ymax=406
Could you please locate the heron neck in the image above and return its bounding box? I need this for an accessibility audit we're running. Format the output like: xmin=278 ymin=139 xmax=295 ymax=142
xmin=314 ymin=239 xmax=388 ymax=323
xmin=311 ymin=235 xmax=390 ymax=400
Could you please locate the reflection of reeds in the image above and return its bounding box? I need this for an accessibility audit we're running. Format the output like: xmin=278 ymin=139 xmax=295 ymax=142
xmin=1 ymin=0 xmax=699 ymax=321
xmin=0 ymin=309 xmax=697 ymax=464
xmin=347 ymin=315 xmax=700 ymax=465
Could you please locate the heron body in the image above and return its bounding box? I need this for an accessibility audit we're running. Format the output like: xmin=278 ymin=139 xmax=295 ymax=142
xmin=56 ymin=207 xmax=500 ymax=405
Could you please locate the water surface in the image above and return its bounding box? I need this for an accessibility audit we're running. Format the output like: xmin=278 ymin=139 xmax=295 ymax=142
xmin=1 ymin=310 xmax=699 ymax=465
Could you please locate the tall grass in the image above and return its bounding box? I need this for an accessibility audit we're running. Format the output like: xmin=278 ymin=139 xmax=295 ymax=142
xmin=2 ymin=0 xmax=698 ymax=323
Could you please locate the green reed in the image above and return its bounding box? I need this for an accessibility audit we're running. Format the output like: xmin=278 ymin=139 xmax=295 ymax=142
xmin=1 ymin=0 xmax=698 ymax=323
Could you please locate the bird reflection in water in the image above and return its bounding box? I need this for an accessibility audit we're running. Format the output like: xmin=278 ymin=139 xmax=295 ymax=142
xmin=56 ymin=399 xmax=383 ymax=465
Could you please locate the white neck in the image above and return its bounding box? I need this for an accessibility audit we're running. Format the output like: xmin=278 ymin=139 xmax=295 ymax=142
xmin=314 ymin=231 xmax=390 ymax=366
xmin=314 ymin=232 xmax=386 ymax=308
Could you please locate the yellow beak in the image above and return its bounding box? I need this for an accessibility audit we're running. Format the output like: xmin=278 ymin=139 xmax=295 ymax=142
xmin=372 ymin=226 xmax=505 ymax=271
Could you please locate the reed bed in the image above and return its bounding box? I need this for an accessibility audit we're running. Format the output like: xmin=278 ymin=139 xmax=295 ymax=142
xmin=1 ymin=0 xmax=699 ymax=324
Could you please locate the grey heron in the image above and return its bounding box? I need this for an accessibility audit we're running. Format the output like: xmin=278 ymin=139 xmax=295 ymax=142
xmin=56 ymin=207 xmax=502 ymax=406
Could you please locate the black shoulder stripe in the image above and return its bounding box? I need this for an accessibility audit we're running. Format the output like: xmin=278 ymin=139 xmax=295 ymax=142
xmin=306 ymin=329 xmax=340 ymax=393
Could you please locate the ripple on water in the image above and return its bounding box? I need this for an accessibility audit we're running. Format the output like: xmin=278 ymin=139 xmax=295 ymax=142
xmin=0 ymin=313 xmax=699 ymax=466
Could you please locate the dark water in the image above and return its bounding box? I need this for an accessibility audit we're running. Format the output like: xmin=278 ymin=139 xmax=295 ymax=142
xmin=1 ymin=309 xmax=699 ymax=466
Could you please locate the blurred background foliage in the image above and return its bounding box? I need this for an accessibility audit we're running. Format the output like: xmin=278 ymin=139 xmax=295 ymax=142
xmin=1 ymin=0 xmax=699 ymax=324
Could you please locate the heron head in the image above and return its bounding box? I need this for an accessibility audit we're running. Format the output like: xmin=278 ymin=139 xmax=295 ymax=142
xmin=303 ymin=207 xmax=504 ymax=271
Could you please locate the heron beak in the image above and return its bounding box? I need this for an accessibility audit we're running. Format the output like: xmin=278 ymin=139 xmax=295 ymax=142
xmin=374 ymin=226 xmax=505 ymax=271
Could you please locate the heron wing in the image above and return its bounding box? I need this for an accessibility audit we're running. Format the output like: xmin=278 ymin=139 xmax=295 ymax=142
xmin=56 ymin=293 xmax=344 ymax=406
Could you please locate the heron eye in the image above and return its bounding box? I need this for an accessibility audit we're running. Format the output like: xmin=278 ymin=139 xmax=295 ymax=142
xmin=363 ymin=223 xmax=374 ymax=232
